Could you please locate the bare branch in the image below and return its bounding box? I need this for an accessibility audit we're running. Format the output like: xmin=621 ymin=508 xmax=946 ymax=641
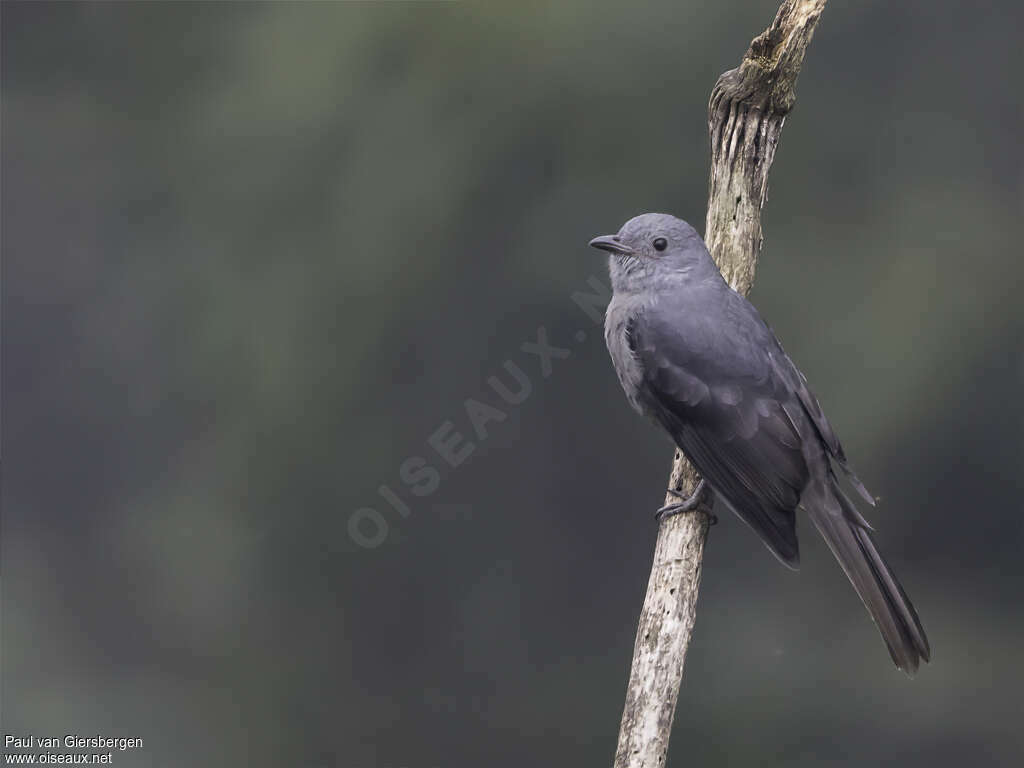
xmin=613 ymin=3 xmax=829 ymax=766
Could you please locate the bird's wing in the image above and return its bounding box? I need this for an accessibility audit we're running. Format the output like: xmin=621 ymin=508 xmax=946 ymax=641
xmin=630 ymin=303 xmax=809 ymax=566
xmin=765 ymin=336 xmax=875 ymax=506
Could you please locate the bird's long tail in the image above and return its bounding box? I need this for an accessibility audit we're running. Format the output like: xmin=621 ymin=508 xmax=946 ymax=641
xmin=806 ymin=478 xmax=930 ymax=675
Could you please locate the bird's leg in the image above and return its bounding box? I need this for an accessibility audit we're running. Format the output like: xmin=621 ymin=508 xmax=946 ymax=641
xmin=655 ymin=479 xmax=716 ymax=524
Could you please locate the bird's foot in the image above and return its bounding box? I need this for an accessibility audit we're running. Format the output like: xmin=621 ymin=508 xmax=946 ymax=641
xmin=655 ymin=479 xmax=716 ymax=525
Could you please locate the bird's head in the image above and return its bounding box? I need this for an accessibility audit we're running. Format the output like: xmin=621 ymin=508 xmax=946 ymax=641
xmin=589 ymin=213 xmax=717 ymax=294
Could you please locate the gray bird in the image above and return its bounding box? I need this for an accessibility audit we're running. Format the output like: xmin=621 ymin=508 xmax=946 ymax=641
xmin=591 ymin=212 xmax=930 ymax=674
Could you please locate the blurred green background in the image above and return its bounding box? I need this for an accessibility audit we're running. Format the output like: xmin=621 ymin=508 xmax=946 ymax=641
xmin=2 ymin=1 xmax=1023 ymax=766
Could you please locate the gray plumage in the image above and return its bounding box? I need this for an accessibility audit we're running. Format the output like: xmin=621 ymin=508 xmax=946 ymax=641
xmin=592 ymin=213 xmax=930 ymax=675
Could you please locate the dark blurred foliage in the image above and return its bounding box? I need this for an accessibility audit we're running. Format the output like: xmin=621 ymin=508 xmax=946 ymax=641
xmin=2 ymin=1 xmax=1023 ymax=766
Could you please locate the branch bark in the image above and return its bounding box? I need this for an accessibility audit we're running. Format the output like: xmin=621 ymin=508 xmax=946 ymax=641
xmin=613 ymin=3 xmax=828 ymax=766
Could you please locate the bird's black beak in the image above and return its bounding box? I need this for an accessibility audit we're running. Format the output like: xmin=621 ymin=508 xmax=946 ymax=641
xmin=589 ymin=234 xmax=634 ymax=255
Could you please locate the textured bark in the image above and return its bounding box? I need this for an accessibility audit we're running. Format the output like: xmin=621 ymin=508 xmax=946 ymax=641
xmin=613 ymin=3 xmax=828 ymax=767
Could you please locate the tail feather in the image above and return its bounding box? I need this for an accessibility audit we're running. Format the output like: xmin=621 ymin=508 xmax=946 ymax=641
xmin=807 ymin=479 xmax=930 ymax=674
xmin=836 ymin=457 xmax=876 ymax=507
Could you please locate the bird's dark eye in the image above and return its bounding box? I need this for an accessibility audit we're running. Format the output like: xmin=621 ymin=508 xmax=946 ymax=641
xmin=653 ymin=237 xmax=668 ymax=252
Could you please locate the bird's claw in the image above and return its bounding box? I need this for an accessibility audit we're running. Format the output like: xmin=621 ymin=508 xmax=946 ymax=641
xmin=655 ymin=479 xmax=716 ymax=524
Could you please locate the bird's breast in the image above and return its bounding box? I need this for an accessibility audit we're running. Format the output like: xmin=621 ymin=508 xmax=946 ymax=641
xmin=604 ymin=297 xmax=647 ymax=414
